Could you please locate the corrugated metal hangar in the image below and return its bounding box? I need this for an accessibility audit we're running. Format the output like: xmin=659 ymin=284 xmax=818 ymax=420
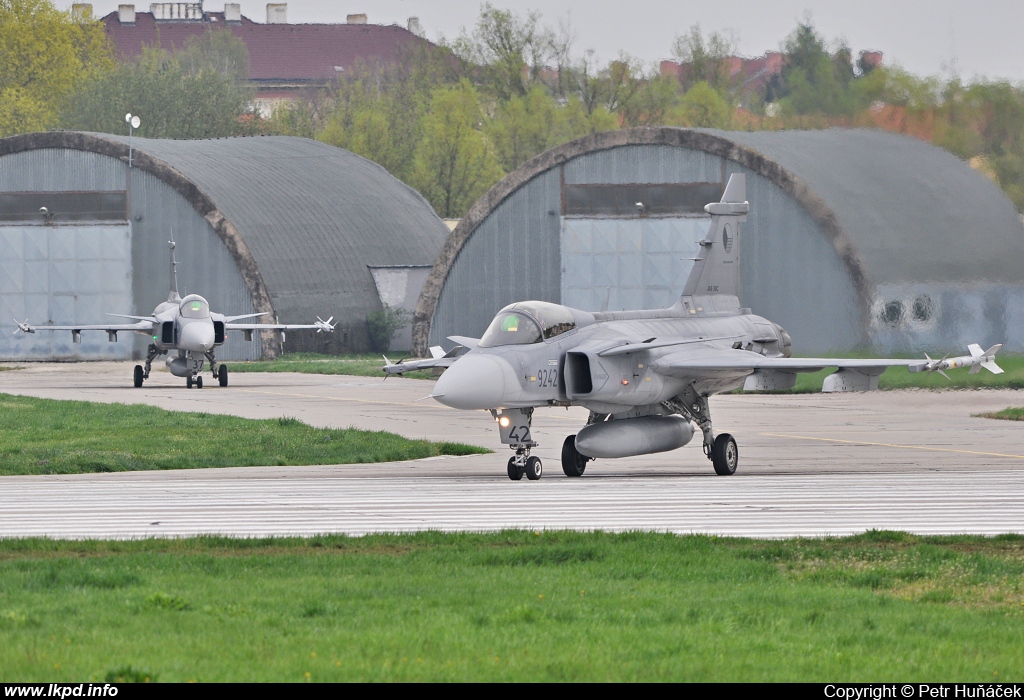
xmin=415 ymin=127 xmax=1024 ymax=356
xmin=0 ymin=132 xmax=448 ymax=361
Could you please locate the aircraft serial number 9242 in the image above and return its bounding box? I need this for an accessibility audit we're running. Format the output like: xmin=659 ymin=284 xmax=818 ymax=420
xmin=384 ymin=174 xmax=1003 ymax=481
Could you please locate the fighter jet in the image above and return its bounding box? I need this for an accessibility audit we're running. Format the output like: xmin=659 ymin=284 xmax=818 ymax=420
xmin=15 ymin=238 xmax=335 ymax=388
xmin=384 ymin=174 xmax=1003 ymax=480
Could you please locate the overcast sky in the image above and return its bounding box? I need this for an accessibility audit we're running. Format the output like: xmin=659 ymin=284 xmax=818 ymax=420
xmin=67 ymin=1 xmax=1024 ymax=82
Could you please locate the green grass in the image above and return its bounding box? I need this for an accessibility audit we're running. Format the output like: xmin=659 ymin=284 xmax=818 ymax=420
xmin=229 ymin=352 xmax=1024 ymax=392
xmin=975 ymin=407 xmax=1024 ymax=421
xmin=0 ymin=393 xmax=486 ymax=476
xmin=228 ymin=352 xmax=433 ymax=379
xmin=1 ymin=531 xmax=1023 ymax=681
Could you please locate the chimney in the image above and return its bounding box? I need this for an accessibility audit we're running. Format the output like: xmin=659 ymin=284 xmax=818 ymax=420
xmin=266 ymin=3 xmax=286 ymax=24
xmin=347 ymin=13 xmax=367 ymax=25
xmin=407 ymin=16 xmax=423 ymax=36
xmin=71 ymin=3 xmax=92 ymax=20
xmin=224 ymin=3 xmax=240 ymax=22
xmin=118 ymin=4 xmax=135 ymax=24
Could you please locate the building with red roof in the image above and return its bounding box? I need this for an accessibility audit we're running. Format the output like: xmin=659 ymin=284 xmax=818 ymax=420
xmin=85 ymin=3 xmax=432 ymax=115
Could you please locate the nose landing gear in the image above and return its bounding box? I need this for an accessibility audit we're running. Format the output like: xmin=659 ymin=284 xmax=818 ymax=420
xmin=494 ymin=408 xmax=542 ymax=481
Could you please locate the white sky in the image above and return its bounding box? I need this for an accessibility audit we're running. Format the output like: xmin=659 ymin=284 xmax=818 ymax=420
xmin=66 ymin=0 xmax=1024 ymax=83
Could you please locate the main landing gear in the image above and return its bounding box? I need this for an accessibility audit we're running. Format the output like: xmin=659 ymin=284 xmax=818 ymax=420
xmin=665 ymin=386 xmax=738 ymax=476
xmin=206 ymin=351 xmax=228 ymax=387
xmin=133 ymin=344 xmax=163 ymax=388
xmin=132 ymin=344 xmax=231 ymax=389
xmin=560 ymin=434 xmax=590 ymax=477
xmin=495 ymin=389 xmax=739 ymax=480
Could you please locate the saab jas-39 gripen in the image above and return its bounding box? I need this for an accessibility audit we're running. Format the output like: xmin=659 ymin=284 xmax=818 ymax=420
xmin=384 ymin=174 xmax=1003 ymax=481
xmin=15 ymin=238 xmax=334 ymax=388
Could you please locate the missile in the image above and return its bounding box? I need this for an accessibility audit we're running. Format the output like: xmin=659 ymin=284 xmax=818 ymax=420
xmin=909 ymin=343 xmax=1003 ymax=377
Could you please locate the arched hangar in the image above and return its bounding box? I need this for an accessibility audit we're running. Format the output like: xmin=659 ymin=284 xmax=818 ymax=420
xmin=415 ymin=127 xmax=1024 ymax=356
xmin=0 ymin=132 xmax=447 ymax=361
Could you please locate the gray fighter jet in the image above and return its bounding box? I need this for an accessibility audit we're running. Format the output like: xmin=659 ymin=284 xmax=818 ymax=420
xmin=16 ymin=239 xmax=334 ymax=388
xmin=385 ymin=174 xmax=1003 ymax=480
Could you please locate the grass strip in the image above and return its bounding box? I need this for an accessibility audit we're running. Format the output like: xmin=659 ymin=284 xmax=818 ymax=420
xmin=228 ymin=352 xmax=432 ymax=379
xmin=0 ymin=393 xmax=486 ymax=476
xmin=0 ymin=530 xmax=1023 ymax=682
xmin=975 ymin=407 xmax=1024 ymax=421
xmin=787 ymin=352 xmax=1024 ymax=392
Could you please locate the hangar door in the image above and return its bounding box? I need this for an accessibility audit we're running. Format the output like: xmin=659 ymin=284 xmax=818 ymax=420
xmin=559 ymin=182 xmax=718 ymax=312
xmin=0 ymin=191 xmax=132 ymax=360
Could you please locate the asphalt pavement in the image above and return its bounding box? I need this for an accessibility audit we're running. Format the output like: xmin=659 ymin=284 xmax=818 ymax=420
xmin=0 ymin=361 xmax=1021 ymax=538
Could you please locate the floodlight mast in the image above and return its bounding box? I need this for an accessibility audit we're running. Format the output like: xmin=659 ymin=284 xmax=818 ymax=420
xmin=124 ymin=113 xmax=140 ymax=220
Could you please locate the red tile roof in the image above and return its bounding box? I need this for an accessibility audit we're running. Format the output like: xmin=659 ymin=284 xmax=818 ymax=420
xmin=102 ymin=11 xmax=429 ymax=81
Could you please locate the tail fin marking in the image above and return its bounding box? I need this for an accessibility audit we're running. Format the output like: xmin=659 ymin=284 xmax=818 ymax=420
xmin=680 ymin=173 xmax=749 ymax=301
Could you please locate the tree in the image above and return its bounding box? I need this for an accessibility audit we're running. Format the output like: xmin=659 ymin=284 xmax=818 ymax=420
xmin=619 ymin=73 xmax=682 ymax=127
xmin=366 ymin=303 xmax=411 ymax=353
xmin=485 ymin=84 xmax=559 ymax=171
xmin=452 ymin=3 xmax=551 ymax=101
xmin=553 ymin=95 xmax=619 ymax=140
xmin=775 ymin=21 xmax=858 ymax=117
xmin=671 ymin=24 xmax=736 ymax=94
xmin=675 ymin=81 xmax=732 ymax=128
xmin=0 ymin=0 xmax=112 ymax=136
xmin=62 ymin=46 xmax=259 ymax=138
xmin=411 ymin=80 xmax=504 ymax=218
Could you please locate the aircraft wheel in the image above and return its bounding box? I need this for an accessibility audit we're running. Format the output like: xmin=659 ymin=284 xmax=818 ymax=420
xmin=133 ymin=365 xmax=144 ymax=388
xmin=525 ymin=456 xmax=543 ymax=481
xmin=507 ymin=457 xmax=524 ymax=481
xmin=561 ymin=435 xmax=588 ymax=477
xmin=219 ymin=364 xmax=229 ymax=387
xmin=196 ymin=376 xmax=203 ymax=389
xmin=711 ymin=433 xmax=738 ymax=476
xmin=186 ymin=376 xmax=193 ymax=389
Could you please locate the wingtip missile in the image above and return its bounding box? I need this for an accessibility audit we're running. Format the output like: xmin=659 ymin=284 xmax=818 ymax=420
xmin=314 ymin=316 xmax=336 ymax=333
xmin=13 ymin=318 xmax=34 ymax=335
xmin=912 ymin=343 xmax=1003 ymax=376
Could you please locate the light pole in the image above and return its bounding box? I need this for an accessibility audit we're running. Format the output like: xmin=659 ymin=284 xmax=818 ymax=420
xmin=124 ymin=113 xmax=140 ymax=220
xmin=125 ymin=112 xmax=140 ymax=168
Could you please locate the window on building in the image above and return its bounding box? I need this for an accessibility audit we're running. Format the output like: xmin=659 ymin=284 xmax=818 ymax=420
xmin=563 ymin=182 xmax=725 ymax=217
xmin=0 ymin=191 xmax=128 ymax=223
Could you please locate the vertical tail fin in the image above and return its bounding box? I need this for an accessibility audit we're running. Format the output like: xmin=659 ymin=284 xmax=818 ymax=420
xmin=168 ymin=231 xmax=181 ymax=303
xmin=680 ymin=173 xmax=748 ymax=302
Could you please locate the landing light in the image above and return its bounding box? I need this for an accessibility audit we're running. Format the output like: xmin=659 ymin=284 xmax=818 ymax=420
xmin=498 ymin=416 xmax=510 ymax=428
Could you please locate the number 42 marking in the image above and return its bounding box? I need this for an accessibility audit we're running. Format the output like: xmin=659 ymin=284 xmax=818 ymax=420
xmin=509 ymin=426 xmax=531 ymax=442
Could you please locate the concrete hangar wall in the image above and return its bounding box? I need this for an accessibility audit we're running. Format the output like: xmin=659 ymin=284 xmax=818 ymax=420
xmin=416 ymin=127 xmax=1024 ymax=356
xmin=0 ymin=132 xmax=448 ymax=361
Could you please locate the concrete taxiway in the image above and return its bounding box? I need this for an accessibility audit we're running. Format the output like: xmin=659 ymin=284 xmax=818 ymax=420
xmin=0 ymin=361 xmax=1021 ymax=538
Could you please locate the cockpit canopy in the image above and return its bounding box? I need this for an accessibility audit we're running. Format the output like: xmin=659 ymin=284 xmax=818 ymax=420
xmin=179 ymin=294 xmax=210 ymax=319
xmin=479 ymin=301 xmax=576 ymax=347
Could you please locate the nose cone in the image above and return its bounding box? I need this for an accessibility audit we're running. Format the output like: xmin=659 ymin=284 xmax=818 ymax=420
xmin=178 ymin=320 xmax=215 ymax=352
xmin=433 ymin=354 xmax=512 ymax=410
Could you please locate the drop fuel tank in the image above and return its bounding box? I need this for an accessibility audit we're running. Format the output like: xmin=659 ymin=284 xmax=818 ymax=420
xmin=575 ymin=415 xmax=695 ymax=459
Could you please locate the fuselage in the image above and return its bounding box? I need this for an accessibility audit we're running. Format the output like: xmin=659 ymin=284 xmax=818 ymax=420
xmin=433 ymin=300 xmax=792 ymax=414
xmin=147 ymin=294 xmax=221 ymax=355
